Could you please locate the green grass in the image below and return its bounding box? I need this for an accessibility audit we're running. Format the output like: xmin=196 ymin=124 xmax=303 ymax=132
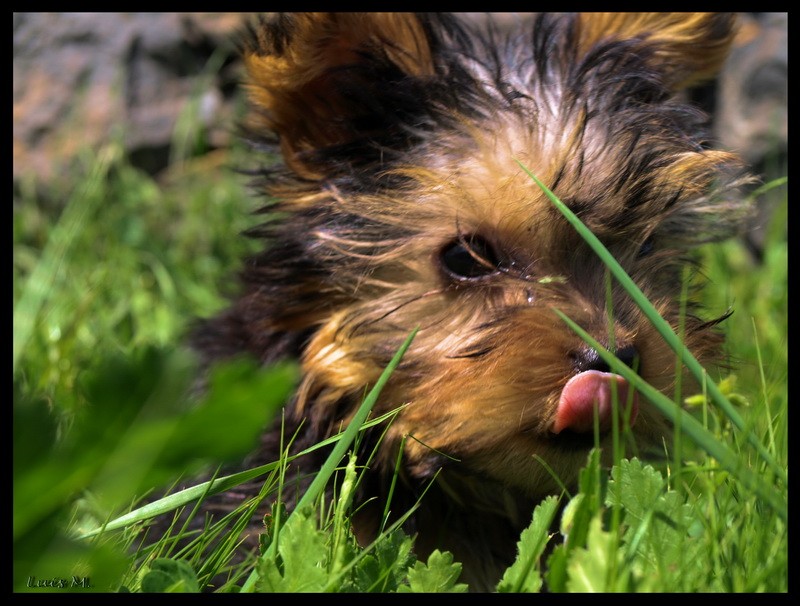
xmin=13 ymin=123 xmax=787 ymax=592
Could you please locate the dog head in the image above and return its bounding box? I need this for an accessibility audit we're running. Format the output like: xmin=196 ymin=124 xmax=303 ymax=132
xmin=219 ymin=13 xmax=750 ymax=502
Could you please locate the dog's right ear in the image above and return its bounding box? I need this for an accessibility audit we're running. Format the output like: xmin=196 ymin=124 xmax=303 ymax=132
xmin=243 ymin=13 xmax=435 ymax=178
xmin=575 ymin=13 xmax=738 ymax=91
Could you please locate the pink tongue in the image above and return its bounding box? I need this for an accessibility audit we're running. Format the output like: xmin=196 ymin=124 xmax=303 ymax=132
xmin=552 ymin=370 xmax=639 ymax=434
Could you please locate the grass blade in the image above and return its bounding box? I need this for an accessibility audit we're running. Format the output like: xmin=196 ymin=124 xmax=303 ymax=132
xmin=79 ymin=406 xmax=408 ymax=539
xmin=240 ymin=327 xmax=419 ymax=592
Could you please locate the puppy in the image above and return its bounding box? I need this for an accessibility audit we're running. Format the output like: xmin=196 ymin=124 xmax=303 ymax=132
xmin=194 ymin=13 xmax=750 ymax=590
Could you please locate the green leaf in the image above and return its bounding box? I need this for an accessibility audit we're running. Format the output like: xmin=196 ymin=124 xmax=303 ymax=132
xmin=14 ymin=512 xmax=128 ymax=592
xmin=543 ymin=543 xmax=569 ymax=593
xmin=154 ymin=357 xmax=297 ymax=469
xmin=607 ymin=459 xmax=695 ymax=546
xmin=606 ymin=459 xmax=700 ymax=586
xmin=12 ymin=385 xmax=58 ymax=478
xmin=23 ymin=347 xmax=294 ymax=533
xmin=257 ymin=507 xmax=328 ymax=592
xmin=347 ymin=529 xmax=415 ymax=592
xmin=397 ymin=550 xmax=468 ymax=593
xmin=565 ymin=449 xmax=604 ymax=546
xmin=14 ymin=348 xmax=186 ymax=538
xmin=140 ymin=559 xmax=200 ymax=593
xmin=565 ymin=517 xmax=623 ymax=592
xmin=544 ymin=450 xmax=605 ymax=593
xmin=71 ymin=352 xmax=294 ymax=539
xmin=605 ymin=459 xmax=664 ymax=517
xmin=497 ymin=495 xmax=559 ymax=592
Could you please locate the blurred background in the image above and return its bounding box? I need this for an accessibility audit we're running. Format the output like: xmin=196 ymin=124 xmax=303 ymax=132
xmin=13 ymin=13 xmax=787 ymax=244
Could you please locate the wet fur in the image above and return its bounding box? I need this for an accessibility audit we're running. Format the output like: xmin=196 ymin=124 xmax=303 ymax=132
xmin=194 ymin=13 xmax=751 ymax=590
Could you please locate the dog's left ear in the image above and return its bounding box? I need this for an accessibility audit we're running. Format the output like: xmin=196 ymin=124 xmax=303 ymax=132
xmin=243 ymin=13 xmax=435 ymax=178
xmin=576 ymin=12 xmax=738 ymax=90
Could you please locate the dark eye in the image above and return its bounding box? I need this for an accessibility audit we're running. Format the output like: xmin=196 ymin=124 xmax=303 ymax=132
xmin=440 ymin=235 xmax=500 ymax=280
xmin=637 ymin=236 xmax=655 ymax=258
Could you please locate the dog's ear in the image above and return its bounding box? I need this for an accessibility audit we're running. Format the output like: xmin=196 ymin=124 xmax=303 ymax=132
xmin=243 ymin=13 xmax=435 ymax=178
xmin=576 ymin=12 xmax=738 ymax=90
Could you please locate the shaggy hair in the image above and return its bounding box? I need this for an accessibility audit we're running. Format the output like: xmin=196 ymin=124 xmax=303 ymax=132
xmin=193 ymin=13 xmax=751 ymax=590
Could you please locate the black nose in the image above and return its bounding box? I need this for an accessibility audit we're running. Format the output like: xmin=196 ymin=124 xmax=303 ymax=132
xmin=571 ymin=343 xmax=639 ymax=374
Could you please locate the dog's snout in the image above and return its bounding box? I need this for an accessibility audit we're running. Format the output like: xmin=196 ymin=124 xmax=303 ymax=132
xmin=614 ymin=344 xmax=639 ymax=370
xmin=570 ymin=343 xmax=639 ymax=374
